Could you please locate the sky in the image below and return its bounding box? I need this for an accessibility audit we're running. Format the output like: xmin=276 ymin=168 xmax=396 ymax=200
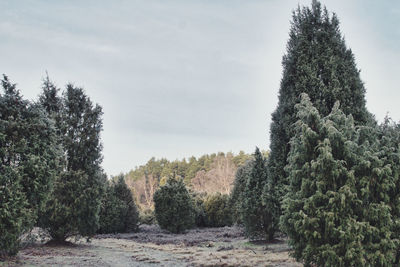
xmin=0 ymin=0 xmax=399 ymax=176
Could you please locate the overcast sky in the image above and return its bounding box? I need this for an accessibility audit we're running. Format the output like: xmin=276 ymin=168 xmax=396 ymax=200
xmin=0 ymin=0 xmax=399 ymax=176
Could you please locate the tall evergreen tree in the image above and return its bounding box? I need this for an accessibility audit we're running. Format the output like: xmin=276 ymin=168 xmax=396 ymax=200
xmin=282 ymin=94 xmax=396 ymax=266
xmin=0 ymin=75 xmax=59 ymax=255
xmin=241 ymin=148 xmax=273 ymax=240
xmin=265 ymin=0 xmax=373 ymax=234
xmin=39 ymin=82 xmax=105 ymax=241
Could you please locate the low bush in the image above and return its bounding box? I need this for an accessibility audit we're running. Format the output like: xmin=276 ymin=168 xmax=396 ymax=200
xmin=191 ymin=191 xmax=207 ymax=227
xmin=204 ymin=193 xmax=232 ymax=227
xmin=153 ymin=178 xmax=195 ymax=233
xmin=139 ymin=209 xmax=156 ymax=225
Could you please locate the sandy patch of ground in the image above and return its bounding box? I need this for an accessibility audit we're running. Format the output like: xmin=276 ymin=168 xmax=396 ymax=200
xmin=1 ymin=225 xmax=302 ymax=267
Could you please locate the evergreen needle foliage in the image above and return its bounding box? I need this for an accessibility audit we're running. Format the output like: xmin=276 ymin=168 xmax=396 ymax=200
xmin=0 ymin=75 xmax=59 ymax=256
xmin=265 ymin=0 xmax=373 ymax=236
xmin=38 ymin=80 xmax=105 ymax=241
xmin=230 ymin=159 xmax=253 ymax=224
xmin=153 ymin=178 xmax=195 ymax=233
xmin=98 ymin=175 xmax=139 ymax=234
xmin=203 ymin=193 xmax=232 ymax=227
xmin=241 ymin=148 xmax=274 ymax=240
xmin=282 ymin=94 xmax=398 ymax=266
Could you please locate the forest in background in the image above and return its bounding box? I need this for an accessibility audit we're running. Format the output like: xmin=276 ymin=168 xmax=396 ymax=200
xmin=122 ymin=151 xmax=268 ymax=210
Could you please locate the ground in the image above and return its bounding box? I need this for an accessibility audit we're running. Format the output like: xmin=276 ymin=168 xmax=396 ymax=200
xmin=2 ymin=225 xmax=302 ymax=267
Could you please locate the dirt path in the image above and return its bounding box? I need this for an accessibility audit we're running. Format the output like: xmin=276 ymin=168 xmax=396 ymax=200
xmin=3 ymin=226 xmax=302 ymax=267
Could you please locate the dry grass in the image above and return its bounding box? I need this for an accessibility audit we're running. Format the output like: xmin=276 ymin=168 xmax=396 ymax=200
xmin=2 ymin=225 xmax=302 ymax=267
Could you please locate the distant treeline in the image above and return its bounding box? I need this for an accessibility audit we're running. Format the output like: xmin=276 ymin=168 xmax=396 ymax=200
xmin=123 ymin=151 xmax=267 ymax=210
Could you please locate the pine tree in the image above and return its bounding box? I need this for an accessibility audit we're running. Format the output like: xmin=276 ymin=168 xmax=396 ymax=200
xmin=241 ymin=148 xmax=273 ymax=240
xmin=153 ymin=178 xmax=195 ymax=233
xmin=281 ymin=94 xmax=396 ymax=266
xmin=265 ymin=0 xmax=373 ymax=236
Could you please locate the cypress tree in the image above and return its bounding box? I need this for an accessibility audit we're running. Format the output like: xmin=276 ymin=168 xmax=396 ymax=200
xmin=266 ymin=0 xmax=373 ymax=235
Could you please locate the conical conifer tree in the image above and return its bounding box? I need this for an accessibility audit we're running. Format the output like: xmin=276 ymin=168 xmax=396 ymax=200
xmin=265 ymin=0 xmax=373 ymax=234
xmin=241 ymin=148 xmax=273 ymax=240
xmin=281 ymin=94 xmax=396 ymax=266
xmin=230 ymin=159 xmax=253 ymax=224
xmin=0 ymin=75 xmax=59 ymax=255
xmin=39 ymin=82 xmax=105 ymax=241
xmin=113 ymin=175 xmax=139 ymax=232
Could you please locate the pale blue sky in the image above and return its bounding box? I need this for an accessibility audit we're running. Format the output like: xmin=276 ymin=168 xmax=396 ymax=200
xmin=0 ymin=0 xmax=399 ymax=176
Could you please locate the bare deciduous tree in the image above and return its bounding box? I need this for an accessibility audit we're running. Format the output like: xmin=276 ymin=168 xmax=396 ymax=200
xmin=191 ymin=154 xmax=236 ymax=194
xmin=131 ymin=174 xmax=158 ymax=210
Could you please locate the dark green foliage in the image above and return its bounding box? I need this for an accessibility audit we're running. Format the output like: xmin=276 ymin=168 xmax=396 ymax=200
xmin=139 ymin=209 xmax=156 ymax=225
xmin=242 ymin=148 xmax=273 ymax=240
xmin=203 ymin=193 xmax=232 ymax=227
xmin=0 ymin=75 xmax=59 ymax=255
xmin=98 ymin=184 xmax=126 ymax=233
xmin=98 ymin=176 xmax=139 ymax=233
xmin=191 ymin=191 xmax=207 ymax=227
xmin=0 ymin=167 xmax=28 ymax=256
xmin=20 ymin=103 xmax=60 ymax=220
xmin=40 ymin=171 xmax=90 ymax=240
xmin=153 ymin=178 xmax=195 ymax=233
xmin=113 ymin=175 xmax=139 ymax=232
xmin=266 ymin=0 xmax=373 ymax=235
xmin=38 ymin=74 xmax=62 ymax=117
xmin=39 ymin=81 xmax=104 ymax=241
xmin=230 ymin=159 xmax=253 ymax=224
xmin=282 ymin=94 xmax=397 ymax=266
